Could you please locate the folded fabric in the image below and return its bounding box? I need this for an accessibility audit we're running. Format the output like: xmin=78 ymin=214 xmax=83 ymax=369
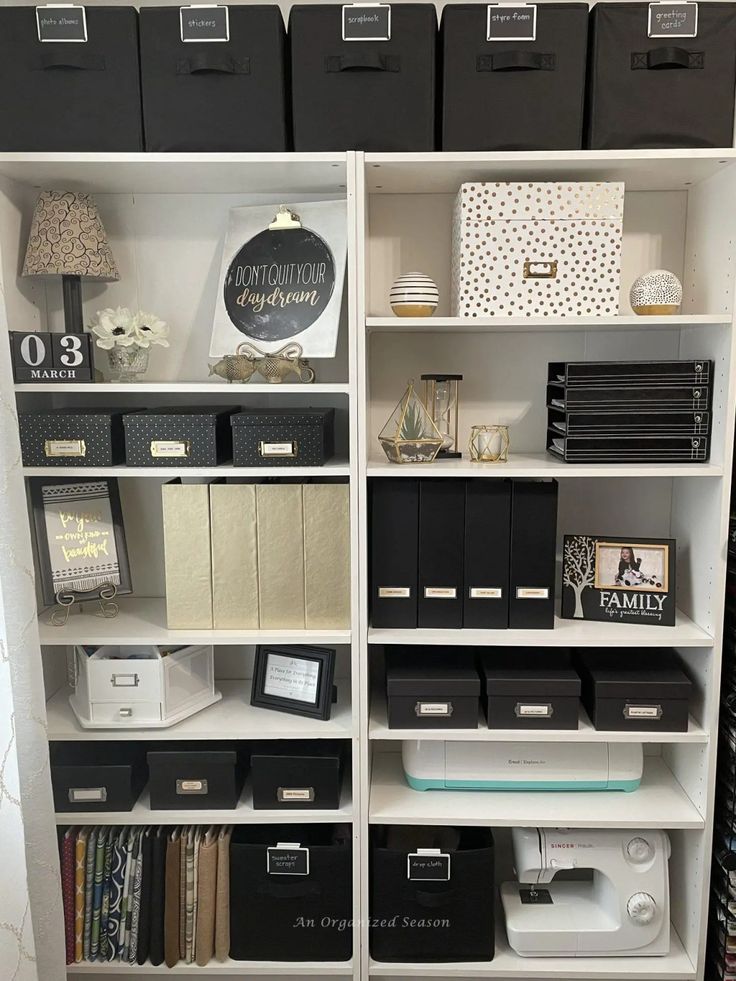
xmin=90 ymin=827 xmax=107 ymax=959
xmin=120 ymin=827 xmax=137 ymax=960
xmin=165 ymin=828 xmax=182 ymax=969
xmin=148 ymin=828 xmax=166 ymax=967
xmin=83 ymin=827 xmax=97 ymax=960
xmin=215 ymin=826 xmax=232 ymax=962
xmin=74 ymin=827 xmax=88 ymax=963
xmin=99 ymin=829 xmax=115 ymax=962
xmin=136 ymin=828 xmax=153 ymax=966
xmin=61 ymin=827 xmax=76 ymax=965
xmin=179 ymin=826 xmax=187 ymax=959
xmin=105 ymin=827 xmax=128 ymax=961
xmin=195 ymin=828 xmax=218 ymax=967
xmin=129 ymin=829 xmax=144 ymax=963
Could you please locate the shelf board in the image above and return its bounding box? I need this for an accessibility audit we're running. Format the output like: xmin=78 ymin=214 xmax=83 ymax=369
xmin=368 ymin=698 xmax=708 ymax=744
xmin=67 ymin=960 xmax=354 ymax=975
xmin=368 ymin=610 xmax=713 ymax=649
xmin=366 ymin=314 xmax=729 ymax=333
xmin=368 ymin=752 xmax=704 ymax=829
xmin=365 ymin=148 xmax=736 ymax=193
xmin=38 ymin=597 xmax=351 ymax=647
xmin=24 ymin=458 xmax=350 ymax=478
xmin=366 ymin=454 xmax=722 ymax=479
xmin=15 ymin=381 xmax=350 ymax=395
xmin=369 ymin=922 xmax=693 ymax=979
xmin=56 ymin=779 xmax=352 ymax=826
xmin=0 ymin=151 xmax=348 ymax=194
xmin=47 ymin=681 xmax=353 ymax=741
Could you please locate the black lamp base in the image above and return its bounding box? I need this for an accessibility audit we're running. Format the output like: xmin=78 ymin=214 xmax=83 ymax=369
xmin=62 ymin=274 xmax=84 ymax=334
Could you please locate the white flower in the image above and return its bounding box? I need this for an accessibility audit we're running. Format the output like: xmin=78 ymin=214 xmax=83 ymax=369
xmin=90 ymin=306 xmax=136 ymax=350
xmin=130 ymin=311 xmax=170 ymax=349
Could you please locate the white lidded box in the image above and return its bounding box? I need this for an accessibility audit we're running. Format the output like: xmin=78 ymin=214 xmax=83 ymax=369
xmin=451 ymin=181 xmax=624 ymax=317
xmin=70 ymin=644 xmax=221 ymax=729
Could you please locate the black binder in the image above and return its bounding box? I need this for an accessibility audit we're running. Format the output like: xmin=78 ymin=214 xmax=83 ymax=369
xmin=418 ymin=479 xmax=465 ymax=628
xmin=370 ymin=479 xmax=419 ymax=628
xmin=509 ymin=479 xmax=558 ymax=629
xmin=464 ymin=479 xmax=511 ymax=629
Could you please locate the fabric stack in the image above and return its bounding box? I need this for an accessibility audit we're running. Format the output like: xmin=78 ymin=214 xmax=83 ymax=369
xmin=60 ymin=825 xmax=232 ymax=967
xmin=546 ymin=359 xmax=713 ymax=463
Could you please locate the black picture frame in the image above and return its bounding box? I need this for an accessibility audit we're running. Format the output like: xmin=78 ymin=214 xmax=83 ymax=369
xmin=561 ymin=534 xmax=676 ymax=627
xmin=29 ymin=477 xmax=132 ymax=608
xmin=250 ymin=645 xmax=336 ymax=720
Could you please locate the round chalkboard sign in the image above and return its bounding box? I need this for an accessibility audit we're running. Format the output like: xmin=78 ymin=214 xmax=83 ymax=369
xmin=224 ymin=222 xmax=336 ymax=342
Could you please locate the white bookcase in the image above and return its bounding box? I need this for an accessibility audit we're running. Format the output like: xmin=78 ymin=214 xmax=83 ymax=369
xmin=0 ymin=148 xmax=734 ymax=981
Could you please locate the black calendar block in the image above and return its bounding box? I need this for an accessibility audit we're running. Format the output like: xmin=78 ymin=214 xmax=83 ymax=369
xmin=10 ymin=331 xmax=94 ymax=382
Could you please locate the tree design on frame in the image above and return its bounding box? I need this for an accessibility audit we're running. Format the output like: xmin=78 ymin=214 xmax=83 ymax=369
xmin=563 ymin=535 xmax=596 ymax=619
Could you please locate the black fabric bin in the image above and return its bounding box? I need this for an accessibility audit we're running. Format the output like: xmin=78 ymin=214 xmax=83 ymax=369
xmin=140 ymin=5 xmax=288 ymax=151
xmin=577 ymin=648 xmax=692 ymax=731
xmin=480 ymin=648 xmax=580 ymax=730
xmin=0 ymin=6 xmax=142 ymax=151
xmin=147 ymin=742 xmax=246 ymax=810
xmin=50 ymin=743 xmax=147 ymax=813
xmin=441 ymin=3 xmax=589 ymax=150
xmin=289 ymin=4 xmax=437 ymax=150
xmin=370 ymin=825 xmax=494 ymax=962
xmin=250 ymin=741 xmax=344 ymax=809
xmin=587 ymin=2 xmax=736 ymax=149
xmin=123 ymin=405 xmax=239 ymax=467
xmin=19 ymin=408 xmax=127 ymax=467
xmin=230 ymin=824 xmax=352 ymax=960
xmin=386 ymin=647 xmax=480 ymax=729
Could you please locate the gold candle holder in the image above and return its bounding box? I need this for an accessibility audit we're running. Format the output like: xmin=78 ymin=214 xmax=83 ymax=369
xmin=469 ymin=425 xmax=510 ymax=463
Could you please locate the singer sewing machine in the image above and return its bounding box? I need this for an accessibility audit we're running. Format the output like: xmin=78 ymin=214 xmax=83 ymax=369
xmin=501 ymin=828 xmax=671 ymax=956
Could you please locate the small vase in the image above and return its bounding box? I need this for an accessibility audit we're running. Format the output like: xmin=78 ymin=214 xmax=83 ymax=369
xmin=107 ymin=346 xmax=150 ymax=382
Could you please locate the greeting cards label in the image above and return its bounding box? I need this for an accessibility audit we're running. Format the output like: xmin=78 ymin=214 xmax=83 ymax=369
xmin=487 ymin=4 xmax=537 ymax=41
xmin=37 ymin=5 xmax=87 ymax=42
xmin=648 ymin=2 xmax=698 ymax=37
xmin=180 ymin=4 xmax=229 ymax=41
xmin=262 ymin=652 xmax=320 ymax=705
xmin=342 ymin=4 xmax=391 ymax=40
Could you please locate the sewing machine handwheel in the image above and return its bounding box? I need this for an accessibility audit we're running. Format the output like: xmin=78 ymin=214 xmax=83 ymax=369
xmin=627 ymin=892 xmax=656 ymax=924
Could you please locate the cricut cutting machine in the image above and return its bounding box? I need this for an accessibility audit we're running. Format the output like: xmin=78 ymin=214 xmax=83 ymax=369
xmin=402 ymin=741 xmax=643 ymax=791
xmin=501 ymin=828 xmax=671 ymax=956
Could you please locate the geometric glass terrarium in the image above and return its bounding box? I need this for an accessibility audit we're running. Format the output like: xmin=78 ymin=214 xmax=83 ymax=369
xmin=378 ymin=380 xmax=444 ymax=464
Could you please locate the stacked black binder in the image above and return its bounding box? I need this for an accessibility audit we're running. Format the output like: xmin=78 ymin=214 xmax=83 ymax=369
xmin=547 ymin=359 xmax=713 ymax=463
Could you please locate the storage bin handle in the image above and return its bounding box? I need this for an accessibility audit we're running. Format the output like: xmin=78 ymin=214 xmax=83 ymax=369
xmin=415 ymin=889 xmax=457 ymax=908
xmin=176 ymin=55 xmax=250 ymax=75
xmin=325 ymin=53 xmax=400 ymax=73
xmin=257 ymin=880 xmax=321 ymax=899
xmin=631 ymin=47 xmax=704 ymax=70
xmin=477 ymin=51 xmax=555 ymax=72
xmin=37 ymin=50 xmax=106 ymax=72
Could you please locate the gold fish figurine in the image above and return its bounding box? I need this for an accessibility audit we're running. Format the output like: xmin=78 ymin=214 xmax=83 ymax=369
xmin=208 ymin=355 xmax=257 ymax=383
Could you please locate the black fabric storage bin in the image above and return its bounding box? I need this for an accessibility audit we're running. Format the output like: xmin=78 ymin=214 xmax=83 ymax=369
xmin=50 ymin=743 xmax=146 ymax=813
xmin=231 ymin=408 xmax=335 ymax=467
xmin=250 ymin=741 xmax=343 ymax=809
xmin=386 ymin=647 xmax=480 ymax=729
xmin=19 ymin=408 xmax=126 ymax=467
xmin=370 ymin=825 xmax=494 ymax=962
xmin=289 ymin=4 xmax=437 ymax=150
xmin=123 ymin=406 xmax=238 ymax=467
xmin=441 ymin=3 xmax=588 ymax=150
xmin=147 ymin=742 xmax=246 ymax=810
xmin=140 ymin=5 xmax=288 ymax=151
xmin=577 ymin=649 xmax=692 ymax=731
xmin=587 ymin=2 xmax=736 ymax=149
xmin=480 ymin=648 xmax=580 ymax=730
xmin=230 ymin=824 xmax=352 ymax=960
xmin=0 ymin=6 xmax=142 ymax=151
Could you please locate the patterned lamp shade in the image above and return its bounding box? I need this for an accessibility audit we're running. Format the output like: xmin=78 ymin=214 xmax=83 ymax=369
xmin=22 ymin=191 xmax=119 ymax=280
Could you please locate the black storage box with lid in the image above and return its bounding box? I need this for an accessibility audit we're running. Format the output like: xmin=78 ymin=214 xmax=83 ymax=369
xmin=386 ymin=647 xmax=480 ymax=729
xmin=139 ymin=5 xmax=288 ymax=151
xmin=230 ymin=823 xmax=352 ymax=960
xmin=19 ymin=408 xmax=127 ymax=467
xmin=250 ymin=740 xmax=344 ymax=809
xmin=370 ymin=825 xmax=494 ymax=962
xmin=441 ymin=2 xmax=589 ymax=150
xmin=289 ymin=4 xmax=437 ymax=150
xmin=231 ymin=408 xmax=335 ymax=467
xmin=480 ymin=648 xmax=580 ymax=730
xmin=50 ymin=742 xmax=147 ymax=813
xmin=123 ymin=406 xmax=239 ymax=467
xmin=147 ymin=741 xmax=246 ymax=810
xmin=587 ymin=2 xmax=736 ymax=149
xmin=0 ymin=6 xmax=142 ymax=151
xmin=576 ymin=648 xmax=692 ymax=731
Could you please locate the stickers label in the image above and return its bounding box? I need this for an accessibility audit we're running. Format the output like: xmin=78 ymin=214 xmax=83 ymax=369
xmin=180 ymin=4 xmax=230 ymax=42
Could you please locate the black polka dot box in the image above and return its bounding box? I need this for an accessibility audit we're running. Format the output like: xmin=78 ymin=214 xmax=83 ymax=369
xmin=231 ymin=408 xmax=335 ymax=467
xmin=451 ymin=181 xmax=624 ymax=318
xmin=122 ymin=406 xmax=239 ymax=467
xmin=18 ymin=407 xmax=127 ymax=467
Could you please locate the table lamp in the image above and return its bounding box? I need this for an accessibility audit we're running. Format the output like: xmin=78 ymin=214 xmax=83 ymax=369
xmin=22 ymin=190 xmax=119 ymax=334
